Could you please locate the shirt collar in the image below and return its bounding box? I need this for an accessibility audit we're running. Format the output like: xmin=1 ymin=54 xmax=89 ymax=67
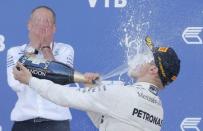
xmin=26 ymin=41 xmax=55 ymax=52
xmin=133 ymin=82 xmax=159 ymax=96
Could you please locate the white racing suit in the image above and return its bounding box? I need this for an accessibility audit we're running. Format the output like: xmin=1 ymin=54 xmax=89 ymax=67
xmin=29 ymin=77 xmax=163 ymax=131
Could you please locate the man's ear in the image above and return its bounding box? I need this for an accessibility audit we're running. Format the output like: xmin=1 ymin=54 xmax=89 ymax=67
xmin=53 ymin=24 xmax=56 ymax=33
xmin=149 ymin=65 xmax=159 ymax=75
xmin=27 ymin=20 xmax=31 ymax=31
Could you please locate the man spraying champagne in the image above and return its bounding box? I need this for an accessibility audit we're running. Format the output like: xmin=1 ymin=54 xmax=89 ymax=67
xmin=13 ymin=37 xmax=180 ymax=131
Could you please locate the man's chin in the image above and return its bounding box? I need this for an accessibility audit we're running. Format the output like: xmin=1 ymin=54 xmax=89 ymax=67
xmin=127 ymin=69 xmax=132 ymax=77
xmin=128 ymin=70 xmax=138 ymax=79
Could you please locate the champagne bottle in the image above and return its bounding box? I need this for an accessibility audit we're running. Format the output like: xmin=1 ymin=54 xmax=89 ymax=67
xmin=18 ymin=55 xmax=99 ymax=85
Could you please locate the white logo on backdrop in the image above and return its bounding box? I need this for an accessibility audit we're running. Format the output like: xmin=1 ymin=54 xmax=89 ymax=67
xmin=0 ymin=34 xmax=5 ymax=52
xmin=182 ymin=27 xmax=203 ymax=44
xmin=88 ymin=0 xmax=127 ymax=8
xmin=180 ymin=117 xmax=202 ymax=131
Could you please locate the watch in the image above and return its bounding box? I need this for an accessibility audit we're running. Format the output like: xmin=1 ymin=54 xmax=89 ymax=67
xmin=41 ymin=46 xmax=51 ymax=50
xmin=25 ymin=46 xmax=38 ymax=54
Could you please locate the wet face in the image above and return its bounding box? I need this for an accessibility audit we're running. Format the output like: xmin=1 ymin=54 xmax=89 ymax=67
xmin=28 ymin=8 xmax=56 ymax=46
xmin=128 ymin=62 xmax=154 ymax=78
xmin=128 ymin=51 xmax=155 ymax=78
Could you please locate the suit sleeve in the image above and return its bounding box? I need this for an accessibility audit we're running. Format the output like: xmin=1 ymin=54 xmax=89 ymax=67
xmin=7 ymin=48 xmax=25 ymax=92
xmin=29 ymin=77 xmax=113 ymax=115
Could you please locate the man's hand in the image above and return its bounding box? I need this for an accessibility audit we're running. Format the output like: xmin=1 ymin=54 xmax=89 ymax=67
xmin=28 ymin=24 xmax=43 ymax=49
xmin=29 ymin=25 xmax=55 ymax=60
xmin=40 ymin=19 xmax=54 ymax=47
xmin=13 ymin=62 xmax=32 ymax=85
xmin=29 ymin=18 xmax=54 ymax=50
xmin=84 ymin=72 xmax=100 ymax=87
xmin=38 ymin=19 xmax=55 ymax=60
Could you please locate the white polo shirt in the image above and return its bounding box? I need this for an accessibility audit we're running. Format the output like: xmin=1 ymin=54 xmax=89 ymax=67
xmin=7 ymin=42 xmax=74 ymax=121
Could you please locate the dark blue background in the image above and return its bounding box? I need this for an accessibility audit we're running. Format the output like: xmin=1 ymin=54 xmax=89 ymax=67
xmin=0 ymin=0 xmax=202 ymax=130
